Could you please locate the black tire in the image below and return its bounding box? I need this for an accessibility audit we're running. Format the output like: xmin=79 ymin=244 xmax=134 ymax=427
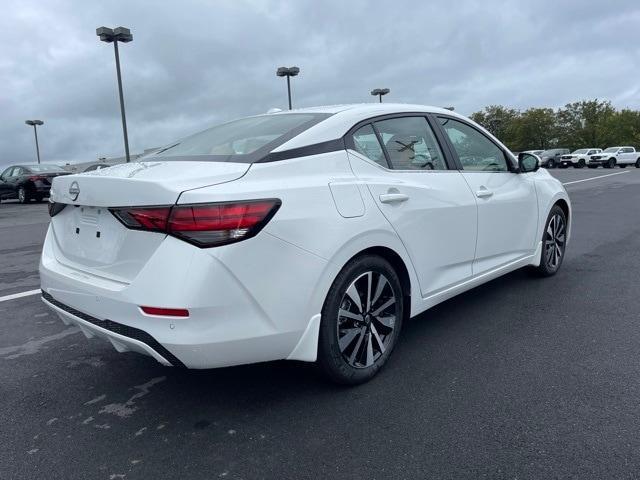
xmin=533 ymin=205 xmax=567 ymax=277
xmin=18 ymin=187 xmax=29 ymax=204
xmin=576 ymin=159 xmax=586 ymax=168
xmin=635 ymin=159 xmax=640 ymax=168
xmin=547 ymin=159 xmax=556 ymax=169
xmin=317 ymin=255 xmax=404 ymax=385
xmin=558 ymin=163 xmax=568 ymax=169
xmin=605 ymin=158 xmax=616 ymax=169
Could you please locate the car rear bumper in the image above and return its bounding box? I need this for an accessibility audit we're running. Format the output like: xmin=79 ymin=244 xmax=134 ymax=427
xmin=39 ymin=226 xmax=328 ymax=369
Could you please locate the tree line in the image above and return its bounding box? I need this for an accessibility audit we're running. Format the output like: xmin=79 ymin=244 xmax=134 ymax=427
xmin=469 ymin=100 xmax=640 ymax=152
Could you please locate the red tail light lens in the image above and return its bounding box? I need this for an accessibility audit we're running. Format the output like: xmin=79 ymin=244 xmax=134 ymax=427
xmin=110 ymin=199 xmax=280 ymax=248
xmin=110 ymin=207 xmax=172 ymax=232
xmin=28 ymin=175 xmax=45 ymax=182
xmin=140 ymin=306 xmax=189 ymax=317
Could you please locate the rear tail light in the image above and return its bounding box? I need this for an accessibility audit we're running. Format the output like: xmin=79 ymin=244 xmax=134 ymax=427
xmin=48 ymin=202 xmax=67 ymax=217
xmin=110 ymin=199 xmax=281 ymax=248
xmin=28 ymin=175 xmax=45 ymax=182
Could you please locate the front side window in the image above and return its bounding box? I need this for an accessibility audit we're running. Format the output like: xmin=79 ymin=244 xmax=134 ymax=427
xmin=374 ymin=117 xmax=447 ymax=170
xmin=439 ymin=117 xmax=509 ymax=172
xmin=351 ymin=124 xmax=387 ymax=167
xmin=152 ymin=113 xmax=331 ymax=162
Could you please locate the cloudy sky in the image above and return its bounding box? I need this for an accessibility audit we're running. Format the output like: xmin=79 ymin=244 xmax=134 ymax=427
xmin=1 ymin=0 xmax=639 ymax=168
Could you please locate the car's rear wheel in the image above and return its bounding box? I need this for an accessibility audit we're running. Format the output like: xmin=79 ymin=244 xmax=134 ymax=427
xmin=636 ymin=159 xmax=640 ymax=168
xmin=576 ymin=159 xmax=585 ymax=168
xmin=317 ymin=255 xmax=404 ymax=384
xmin=547 ymin=159 xmax=556 ymax=168
xmin=18 ymin=187 xmax=29 ymax=204
xmin=533 ymin=205 xmax=566 ymax=277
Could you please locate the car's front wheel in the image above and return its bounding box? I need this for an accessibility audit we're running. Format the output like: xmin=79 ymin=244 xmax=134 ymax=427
xmin=606 ymin=158 xmax=616 ymax=169
xmin=534 ymin=205 xmax=567 ymax=277
xmin=317 ymin=255 xmax=404 ymax=384
xmin=576 ymin=159 xmax=585 ymax=168
xmin=547 ymin=159 xmax=556 ymax=168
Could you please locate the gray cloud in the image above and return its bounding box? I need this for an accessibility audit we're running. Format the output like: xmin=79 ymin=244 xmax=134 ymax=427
xmin=1 ymin=0 xmax=639 ymax=168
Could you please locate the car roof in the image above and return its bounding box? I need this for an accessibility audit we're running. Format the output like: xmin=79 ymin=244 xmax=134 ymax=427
xmin=270 ymin=103 xmax=468 ymax=152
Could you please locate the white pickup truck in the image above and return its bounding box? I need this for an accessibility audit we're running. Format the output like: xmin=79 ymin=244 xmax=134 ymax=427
xmin=559 ymin=148 xmax=602 ymax=168
xmin=588 ymin=146 xmax=640 ymax=168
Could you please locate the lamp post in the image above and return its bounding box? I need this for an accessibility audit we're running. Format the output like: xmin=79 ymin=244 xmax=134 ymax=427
xmin=96 ymin=26 xmax=133 ymax=162
xmin=276 ymin=66 xmax=300 ymax=110
xmin=25 ymin=120 xmax=44 ymax=164
xmin=371 ymin=88 xmax=390 ymax=103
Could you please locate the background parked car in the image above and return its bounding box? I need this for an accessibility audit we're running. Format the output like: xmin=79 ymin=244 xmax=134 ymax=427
xmin=559 ymin=148 xmax=602 ymax=168
xmin=539 ymin=148 xmax=570 ymax=168
xmin=588 ymin=146 xmax=640 ymax=168
xmin=522 ymin=149 xmax=544 ymax=156
xmin=0 ymin=164 xmax=70 ymax=203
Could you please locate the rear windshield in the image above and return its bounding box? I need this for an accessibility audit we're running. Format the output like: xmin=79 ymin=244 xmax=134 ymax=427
xmin=150 ymin=113 xmax=331 ymax=163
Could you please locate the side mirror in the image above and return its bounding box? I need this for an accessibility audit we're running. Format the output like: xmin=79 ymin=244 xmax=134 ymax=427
xmin=518 ymin=153 xmax=539 ymax=173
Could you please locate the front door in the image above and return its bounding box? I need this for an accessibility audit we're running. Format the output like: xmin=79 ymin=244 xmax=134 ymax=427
xmin=347 ymin=116 xmax=478 ymax=297
xmin=437 ymin=116 xmax=539 ymax=275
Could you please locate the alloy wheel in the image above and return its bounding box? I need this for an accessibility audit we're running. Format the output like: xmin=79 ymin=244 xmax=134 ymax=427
xmin=544 ymin=213 xmax=566 ymax=270
xmin=18 ymin=188 xmax=25 ymax=203
xmin=336 ymin=271 xmax=397 ymax=369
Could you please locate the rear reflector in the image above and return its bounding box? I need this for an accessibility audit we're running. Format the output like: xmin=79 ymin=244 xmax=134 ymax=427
xmin=140 ymin=306 xmax=189 ymax=317
xmin=110 ymin=199 xmax=281 ymax=248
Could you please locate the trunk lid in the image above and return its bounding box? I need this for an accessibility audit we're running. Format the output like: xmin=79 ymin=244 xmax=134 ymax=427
xmin=50 ymin=161 xmax=250 ymax=207
xmin=48 ymin=161 xmax=250 ymax=283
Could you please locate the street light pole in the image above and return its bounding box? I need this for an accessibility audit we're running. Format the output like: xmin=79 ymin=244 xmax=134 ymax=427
xmin=371 ymin=88 xmax=390 ymax=103
xmin=276 ymin=66 xmax=300 ymax=110
xmin=25 ymin=120 xmax=44 ymax=164
xmin=97 ymin=26 xmax=133 ymax=162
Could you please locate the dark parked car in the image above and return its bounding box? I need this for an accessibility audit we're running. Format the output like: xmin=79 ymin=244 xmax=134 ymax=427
xmin=539 ymin=148 xmax=570 ymax=168
xmin=0 ymin=164 xmax=70 ymax=203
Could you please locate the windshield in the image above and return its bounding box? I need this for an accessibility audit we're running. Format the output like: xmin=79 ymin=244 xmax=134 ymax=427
xmin=572 ymin=149 xmax=588 ymax=154
xmin=152 ymin=113 xmax=331 ymax=162
xmin=604 ymin=147 xmax=619 ymax=152
xmin=24 ymin=164 xmax=66 ymax=173
xmin=541 ymin=150 xmax=561 ymax=156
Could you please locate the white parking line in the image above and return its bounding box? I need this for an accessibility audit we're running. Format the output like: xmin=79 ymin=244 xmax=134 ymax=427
xmin=562 ymin=170 xmax=630 ymax=186
xmin=0 ymin=289 xmax=40 ymax=303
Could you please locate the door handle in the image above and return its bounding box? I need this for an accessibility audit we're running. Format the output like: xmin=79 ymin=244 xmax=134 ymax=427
xmin=476 ymin=187 xmax=493 ymax=198
xmin=379 ymin=193 xmax=409 ymax=204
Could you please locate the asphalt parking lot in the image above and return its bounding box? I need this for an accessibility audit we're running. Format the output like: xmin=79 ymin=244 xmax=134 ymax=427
xmin=2 ymin=168 xmax=640 ymax=479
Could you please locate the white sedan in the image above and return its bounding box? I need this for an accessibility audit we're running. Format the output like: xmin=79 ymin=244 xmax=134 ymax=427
xmin=40 ymin=104 xmax=570 ymax=384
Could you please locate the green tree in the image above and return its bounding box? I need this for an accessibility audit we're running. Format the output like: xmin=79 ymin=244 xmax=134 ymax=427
xmin=469 ymin=105 xmax=519 ymax=148
xmin=513 ymin=108 xmax=557 ymax=151
xmin=600 ymin=109 xmax=640 ymax=147
xmin=556 ymin=99 xmax=615 ymax=149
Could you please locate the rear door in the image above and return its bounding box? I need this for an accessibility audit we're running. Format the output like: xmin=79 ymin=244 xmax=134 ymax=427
xmin=436 ymin=116 xmax=538 ymax=275
xmin=620 ymin=147 xmax=635 ymax=165
xmin=346 ymin=115 xmax=478 ymax=297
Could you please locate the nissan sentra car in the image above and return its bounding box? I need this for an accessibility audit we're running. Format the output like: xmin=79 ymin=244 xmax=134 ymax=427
xmin=40 ymin=104 xmax=571 ymax=384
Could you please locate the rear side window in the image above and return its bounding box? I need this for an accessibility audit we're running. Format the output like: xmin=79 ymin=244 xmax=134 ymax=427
xmin=374 ymin=117 xmax=447 ymax=171
xmin=352 ymin=124 xmax=387 ymax=167
xmin=152 ymin=113 xmax=331 ymax=163
xmin=439 ymin=117 xmax=509 ymax=172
